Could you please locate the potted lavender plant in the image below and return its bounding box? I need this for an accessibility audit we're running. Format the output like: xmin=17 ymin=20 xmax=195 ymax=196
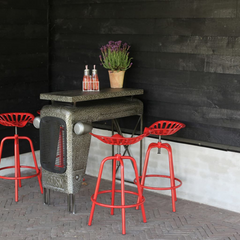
xmin=99 ymin=40 xmax=133 ymax=88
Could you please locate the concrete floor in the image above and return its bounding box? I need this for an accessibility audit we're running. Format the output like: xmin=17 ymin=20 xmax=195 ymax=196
xmin=0 ymin=174 xmax=239 ymax=240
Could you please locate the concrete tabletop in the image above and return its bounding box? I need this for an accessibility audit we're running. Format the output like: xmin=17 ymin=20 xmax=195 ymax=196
xmin=40 ymin=88 xmax=144 ymax=103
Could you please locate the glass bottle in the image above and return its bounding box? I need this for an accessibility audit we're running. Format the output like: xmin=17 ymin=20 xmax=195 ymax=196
xmin=92 ymin=65 xmax=99 ymax=91
xmin=82 ymin=65 xmax=90 ymax=91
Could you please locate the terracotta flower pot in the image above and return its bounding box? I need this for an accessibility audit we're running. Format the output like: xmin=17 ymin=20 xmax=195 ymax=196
xmin=108 ymin=70 xmax=125 ymax=88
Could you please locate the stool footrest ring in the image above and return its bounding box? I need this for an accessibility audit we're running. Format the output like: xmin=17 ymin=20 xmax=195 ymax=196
xmin=0 ymin=166 xmax=41 ymax=180
xmin=134 ymin=174 xmax=182 ymax=190
xmin=91 ymin=189 xmax=145 ymax=209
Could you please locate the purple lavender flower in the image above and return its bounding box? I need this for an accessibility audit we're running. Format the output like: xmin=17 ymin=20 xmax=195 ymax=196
xmin=99 ymin=40 xmax=133 ymax=71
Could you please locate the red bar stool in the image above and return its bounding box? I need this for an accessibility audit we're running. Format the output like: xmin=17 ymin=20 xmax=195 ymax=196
xmin=136 ymin=120 xmax=185 ymax=212
xmin=0 ymin=113 xmax=43 ymax=202
xmin=88 ymin=133 xmax=147 ymax=235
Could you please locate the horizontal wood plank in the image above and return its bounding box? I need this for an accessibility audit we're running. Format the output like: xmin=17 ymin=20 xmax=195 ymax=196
xmin=0 ymin=81 xmax=49 ymax=101
xmin=0 ymin=54 xmax=48 ymax=70
xmin=0 ymin=40 xmax=48 ymax=54
xmin=51 ymin=33 xmax=240 ymax=57
xmin=155 ymin=18 xmax=240 ymax=37
xmin=0 ymin=25 xmax=48 ymax=39
xmin=152 ymin=36 xmax=240 ymax=56
xmin=0 ymin=0 xmax=47 ymax=9
xmin=0 ymin=9 xmax=47 ymax=24
xmin=51 ymin=1 xmax=236 ymax=19
xmin=144 ymin=99 xmax=240 ymax=129
xmin=51 ymin=42 xmax=240 ymax=75
xmin=51 ymin=18 xmax=240 ymax=37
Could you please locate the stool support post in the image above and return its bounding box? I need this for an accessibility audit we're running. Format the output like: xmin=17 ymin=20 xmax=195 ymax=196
xmin=139 ymin=114 xmax=143 ymax=175
xmin=14 ymin=134 xmax=20 ymax=202
xmin=119 ymin=157 xmax=126 ymax=234
xmin=15 ymin=126 xmax=18 ymax=135
xmin=157 ymin=136 xmax=161 ymax=154
xmin=111 ymin=158 xmax=116 ymax=215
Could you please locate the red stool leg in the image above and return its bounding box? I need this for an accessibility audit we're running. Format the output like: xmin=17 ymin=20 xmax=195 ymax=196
xmin=14 ymin=135 xmax=20 ymax=202
xmin=162 ymin=143 xmax=177 ymax=212
xmin=0 ymin=136 xmax=14 ymax=159
xmin=111 ymin=158 xmax=116 ymax=215
xmin=16 ymin=136 xmax=22 ymax=188
xmin=119 ymin=158 xmax=126 ymax=235
xmin=0 ymin=140 xmax=4 ymax=161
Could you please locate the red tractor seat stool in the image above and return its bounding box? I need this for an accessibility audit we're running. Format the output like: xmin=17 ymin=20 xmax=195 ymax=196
xmin=135 ymin=120 xmax=185 ymax=212
xmin=88 ymin=133 xmax=147 ymax=235
xmin=0 ymin=113 xmax=43 ymax=202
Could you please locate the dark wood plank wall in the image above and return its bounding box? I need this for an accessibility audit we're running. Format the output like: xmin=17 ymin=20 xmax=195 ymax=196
xmin=49 ymin=0 xmax=240 ymax=151
xmin=0 ymin=0 xmax=49 ymax=156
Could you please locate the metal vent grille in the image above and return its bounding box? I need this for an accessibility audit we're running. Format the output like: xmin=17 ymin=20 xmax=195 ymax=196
xmin=40 ymin=116 xmax=67 ymax=173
